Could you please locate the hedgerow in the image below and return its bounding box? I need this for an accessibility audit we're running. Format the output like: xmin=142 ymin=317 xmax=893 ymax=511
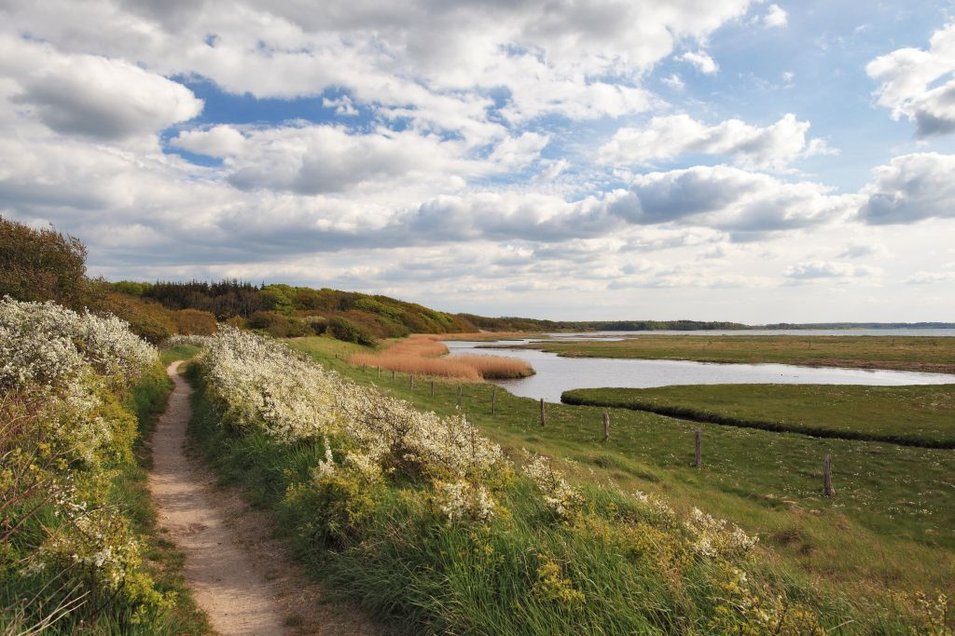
xmin=0 ymin=297 xmax=175 ymax=632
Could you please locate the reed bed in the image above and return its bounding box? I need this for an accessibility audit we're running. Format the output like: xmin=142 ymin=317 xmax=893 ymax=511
xmin=351 ymin=352 xmax=481 ymax=380
xmin=382 ymin=334 xmax=450 ymax=358
xmin=450 ymin=354 xmax=536 ymax=379
xmin=350 ymin=335 xmax=534 ymax=380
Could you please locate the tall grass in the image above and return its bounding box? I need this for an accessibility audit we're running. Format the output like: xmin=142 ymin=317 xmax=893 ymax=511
xmin=350 ymin=334 xmax=534 ymax=380
xmin=450 ymin=354 xmax=536 ymax=379
xmin=351 ymin=352 xmax=482 ymax=379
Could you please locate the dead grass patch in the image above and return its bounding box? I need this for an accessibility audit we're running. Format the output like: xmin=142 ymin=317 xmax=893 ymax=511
xmin=349 ymin=335 xmax=534 ymax=380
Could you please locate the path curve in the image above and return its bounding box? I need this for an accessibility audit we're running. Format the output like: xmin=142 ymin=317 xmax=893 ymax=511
xmin=149 ymin=361 xmax=379 ymax=635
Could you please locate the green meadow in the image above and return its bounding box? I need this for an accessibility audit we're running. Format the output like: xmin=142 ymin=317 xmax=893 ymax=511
xmin=288 ymin=336 xmax=955 ymax=627
xmin=562 ymin=384 xmax=955 ymax=448
xmin=519 ymin=334 xmax=955 ymax=374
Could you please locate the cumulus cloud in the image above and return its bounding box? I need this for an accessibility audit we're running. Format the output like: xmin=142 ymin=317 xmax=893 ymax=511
xmin=662 ymin=73 xmax=685 ymax=91
xmin=488 ymin=132 xmax=551 ymax=170
xmin=680 ymin=50 xmax=719 ymax=74
xmin=762 ymin=4 xmax=788 ymax=28
xmin=0 ymin=0 xmax=754 ymax=138
xmin=866 ymin=23 xmax=955 ymax=136
xmin=599 ymin=113 xmax=830 ymax=169
xmin=0 ymin=35 xmax=201 ymax=140
xmin=858 ymin=153 xmax=955 ymax=224
xmin=171 ymin=124 xmax=480 ymax=195
xmin=610 ymin=165 xmax=859 ymax=236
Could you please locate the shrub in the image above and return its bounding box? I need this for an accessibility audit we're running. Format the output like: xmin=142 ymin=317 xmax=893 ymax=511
xmin=328 ymin=316 xmax=377 ymax=346
xmin=173 ymin=308 xmax=218 ymax=335
xmin=99 ymin=292 xmax=176 ymax=343
xmin=0 ymin=216 xmax=88 ymax=308
xmin=0 ymin=298 xmax=171 ymax=631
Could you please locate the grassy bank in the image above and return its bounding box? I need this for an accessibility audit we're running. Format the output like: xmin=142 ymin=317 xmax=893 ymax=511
xmin=286 ymin=336 xmax=954 ymax=630
xmin=184 ymin=330 xmax=955 ymax=634
xmin=562 ymin=384 xmax=955 ymax=448
xmin=518 ymin=335 xmax=955 ymax=374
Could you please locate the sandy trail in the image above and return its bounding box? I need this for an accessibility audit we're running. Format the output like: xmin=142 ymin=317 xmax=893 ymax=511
xmin=149 ymin=361 xmax=379 ymax=635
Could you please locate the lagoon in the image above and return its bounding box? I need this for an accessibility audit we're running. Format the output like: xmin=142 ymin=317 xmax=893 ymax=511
xmin=445 ymin=338 xmax=955 ymax=403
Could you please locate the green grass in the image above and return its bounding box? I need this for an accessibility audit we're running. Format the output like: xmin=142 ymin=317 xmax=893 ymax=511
xmin=285 ymin=336 xmax=955 ymax=625
xmin=185 ymin=360 xmax=888 ymax=634
xmin=562 ymin=384 xmax=955 ymax=448
xmin=160 ymin=343 xmax=203 ymax=366
xmin=521 ymin=334 xmax=955 ymax=374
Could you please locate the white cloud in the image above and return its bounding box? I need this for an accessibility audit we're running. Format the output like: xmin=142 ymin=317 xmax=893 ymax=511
xmin=488 ymin=132 xmax=550 ymax=170
xmin=839 ymin=241 xmax=888 ymax=259
xmin=866 ymin=23 xmax=955 ymax=136
xmin=0 ymin=35 xmax=202 ymax=140
xmin=680 ymin=50 xmax=719 ymax=74
xmin=859 ymin=153 xmax=955 ymax=224
xmin=785 ymin=260 xmax=882 ymax=280
xmin=599 ymin=113 xmax=830 ymax=169
xmin=173 ymin=124 xmax=479 ymax=195
xmin=322 ymin=95 xmax=358 ymax=117
xmin=762 ymin=4 xmax=788 ymax=28
xmin=904 ymin=271 xmax=955 ymax=285
xmin=662 ymin=73 xmax=685 ymax=91
xmin=609 ymin=165 xmax=859 ymax=236
xmin=0 ymin=0 xmax=755 ymax=139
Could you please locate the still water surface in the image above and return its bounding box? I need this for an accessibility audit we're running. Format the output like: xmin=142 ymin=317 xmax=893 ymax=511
xmin=444 ymin=337 xmax=955 ymax=403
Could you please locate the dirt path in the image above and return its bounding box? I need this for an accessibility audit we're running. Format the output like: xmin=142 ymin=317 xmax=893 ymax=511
xmin=149 ymin=361 xmax=380 ymax=635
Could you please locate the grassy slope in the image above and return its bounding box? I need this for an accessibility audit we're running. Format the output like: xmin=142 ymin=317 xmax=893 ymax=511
xmin=562 ymin=384 xmax=955 ymax=448
xmin=523 ymin=335 xmax=955 ymax=374
xmin=288 ymin=337 xmax=955 ymax=620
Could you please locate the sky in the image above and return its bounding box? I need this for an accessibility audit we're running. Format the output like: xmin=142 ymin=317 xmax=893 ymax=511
xmin=2 ymin=1 xmax=955 ymax=323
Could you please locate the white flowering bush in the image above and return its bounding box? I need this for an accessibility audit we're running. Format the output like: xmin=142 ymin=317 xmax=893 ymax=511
xmin=0 ymin=297 xmax=169 ymax=629
xmin=436 ymin=480 xmax=497 ymax=523
xmin=201 ymin=327 xmax=505 ymax=483
xmin=524 ymin=454 xmax=583 ymax=520
xmin=685 ymin=507 xmax=759 ymax=560
xmin=0 ymin=297 xmax=156 ymax=391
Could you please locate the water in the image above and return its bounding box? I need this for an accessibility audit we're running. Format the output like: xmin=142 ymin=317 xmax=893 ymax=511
xmin=444 ymin=338 xmax=955 ymax=403
xmin=542 ymin=329 xmax=955 ymax=339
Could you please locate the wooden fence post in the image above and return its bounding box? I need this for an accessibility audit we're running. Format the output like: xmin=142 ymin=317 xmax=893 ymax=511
xmin=410 ymin=375 xmax=415 ymax=390
xmin=392 ymin=369 xmax=396 ymax=381
xmin=824 ymin=454 xmax=834 ymax=497
xmin=430 ymin=380 xmax=435 ymax=397
xmin=694 ymin=430 xmax=702 ymax=468
xmin=491 ymin=387 xmax=496 ymax=415
xmin=377 ymin=366 xmax=381 ymax=378
xmin=539 ymin=398 xmax=546 ymax=427
xmin=457 ymin=385 xmax=462 ymax=407
xmin=602 ymin=411 xmax=610 ymax=442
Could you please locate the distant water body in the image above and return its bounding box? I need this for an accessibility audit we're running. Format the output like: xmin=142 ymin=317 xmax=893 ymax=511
xmin=444 ymin=334 xmax=955 ymax=403
xmin=544 ymin=328 xmax=955 ymax=339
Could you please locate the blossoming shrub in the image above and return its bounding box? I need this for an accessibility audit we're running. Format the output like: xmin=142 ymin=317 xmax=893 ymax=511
xmin=0 ymin=297 xmax=173 ymax=632
xmin=190 ymin=328 xmax=861 ymax=633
